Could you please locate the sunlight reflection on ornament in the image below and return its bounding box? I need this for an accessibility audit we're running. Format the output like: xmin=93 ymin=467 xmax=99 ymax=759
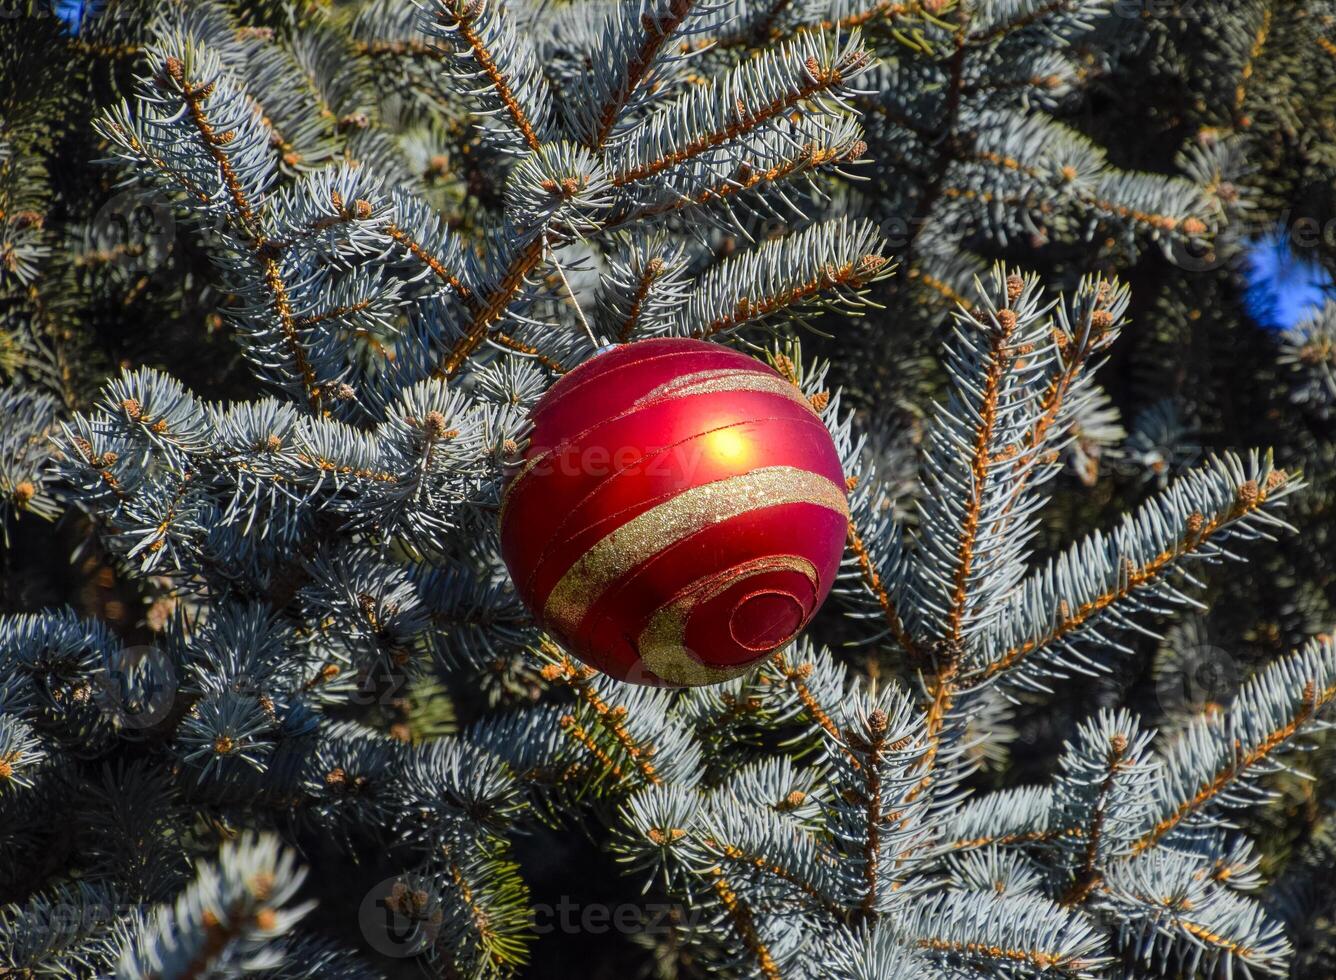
xmin=705 ymin=427 xmax=752 ymax=466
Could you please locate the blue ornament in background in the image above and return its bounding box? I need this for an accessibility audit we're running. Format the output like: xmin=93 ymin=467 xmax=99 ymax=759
xmin=1242 ymin=229 xmax=1334 ymax=332
xmin=53 ymin=1 xmax=105 ymax=36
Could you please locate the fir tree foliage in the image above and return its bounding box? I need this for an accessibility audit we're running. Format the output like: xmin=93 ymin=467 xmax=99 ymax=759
xmin=1 ymin=1 xmax=1335 ymax=978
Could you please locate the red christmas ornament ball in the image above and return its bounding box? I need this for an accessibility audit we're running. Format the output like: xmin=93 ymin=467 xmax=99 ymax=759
xmin=500 ymin=338 xmax=849 ymax=687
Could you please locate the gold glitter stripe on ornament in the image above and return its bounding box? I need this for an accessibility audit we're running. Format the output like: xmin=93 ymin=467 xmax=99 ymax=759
xmin=509 ymin=369 xmax=803 ymax=501
xmin=637 ymin=555 xmax=818 ymax=686
xmin=630 ymin=369 xmax=815 ymax=415
xmin=542 ymin=466 xmax=848 ymax=637
xmin=550 ymin=347 xmax=707 ymax=406
xmin=498 ymin=382 xmax=820 ymax=524
xmin=510 ymin=414 xmax=834 ymax=598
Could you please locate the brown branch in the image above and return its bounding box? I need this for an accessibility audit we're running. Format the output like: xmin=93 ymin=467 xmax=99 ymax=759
xmin=1059 ymin=733 xmax=1129 ymax=906
xmin=160 ymin=883 xmax=277 ymax=980
xmin=956 ymin=147 xmax=1208 ymax=236
xmin=435 ymin=235 xmax=545 ymax=378
xmin=944 ymin=306 xmax=1019 ymax=646
xmin=541 ymin=647 xmax=663 ymax=786
xmin=900 ymin=19 xmax=968 ymax=269
xmin=592 ymin=0 xmax=695 ymax=149
xmin=446 ymin=860 xmax=511 ymax=970
xmin=75 ymin=242 xmax=144 ymax=267
xmin=948 ymin=827 xmax=1079 ymax=851
xmin=1091 ymin=882 xmax=1261 ymax=960
xmin=695 ymin=690 xmax=765 ymax=740
xmin=432 ymin=3 xmax=544 ymax=152
xmin=692 ymin=255 xmax=887 ymax=339
xmin=353 ymin=39 xmax=439 ymax=59
xmin=1076 ymin=193 xmax=1203 ymax=236
xmin=384 ymin=222 xmax=476 ymax=304
xmin=146 ymin=469 xmax=194 ymax=555
xmin=1131 ymin=677 xmax=1336 ymax=857
xmin=1178 ymin=919 xmax=1257 ymax=959
xmin=490 ymin=332 xmax=568 ymax=374
xmin=615 ymin=258 xmax=665 ymax=343
xmin=914 ymin=937 xmax=1089 ymax=977
xmin=846 ymin=517 xmax=923 ymax=661
xmin=70 ymin=39 xmax=142 ymax=59
xmin=711 ymin=870 xmax=783 ymax=980
xmin=1233 ymin=4 xmax=1273 ymax=125
xmin=907 ymin=266 xmax=972 ymax=310
xmin=769 ymin=650 xmax=846 ymax=753
xmin=169 ymin=58 xmax=258 ymax=231
xmin=913 ymin=129 xmax=1208 ymax=267
xmin=67 ymin=436 xmax=128 ymax=501
xmin=990 ymin=283 xmax=1116 ymax=544
xmin=259 ymin=254 xmax=320 ymax=409
xmin=974 ymin=472 xmax=1290 ymax=686
xmin=558 ymin=715 xmax=625 ymax=781
xmin=295 ymin=300 xmax=374 ymax=329
xmin=910 ymin=302 xmax=1022 ymax=801
xmin=710 ymin=840 xmax=843 ymax=916
xmin=293 ymin=452 xmax=399 ymax=484
xmin=609 ymin=55 xmax=863 ymax=186
xmin=252 ymin=104 xmax=304 ymax=169
xmin=607 ymin=141 xmax=857 ymax=232
xmin=164 ymin=58 xmax=320 ymax=410
xmin=100 ymin=122 xmax=211 ymax=207
xmin=909 ymin=674 xmax=956 ymax=801
xmin=856 ymin=710 xmax=888 ymax=917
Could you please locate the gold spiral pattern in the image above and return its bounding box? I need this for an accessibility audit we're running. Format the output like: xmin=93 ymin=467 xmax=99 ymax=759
xmin=500 ymin=370 xmax=816 ymax=522
xmin=541 ymin=465 xmax=849 ymax=639
xmin=636 ymin=555 xmax=819 ymax=686
xmin=629 ymin=369 xmax=817 ymax=414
